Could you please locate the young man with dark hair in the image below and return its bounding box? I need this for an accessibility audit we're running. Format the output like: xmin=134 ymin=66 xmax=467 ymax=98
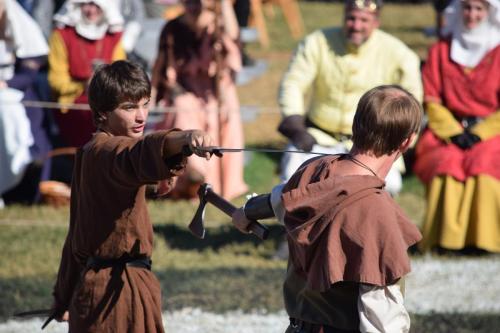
xmin=233 ymin=85 xmax=423 ymax=333
xmin=50 ymin=60 xmax=212 ymax=333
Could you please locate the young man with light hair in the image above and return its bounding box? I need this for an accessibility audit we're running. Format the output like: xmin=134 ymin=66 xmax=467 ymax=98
xmin=278 ymin=0 xmax=423 ymax=196
xmin=233 ymin=85 xmax=423 ymax=332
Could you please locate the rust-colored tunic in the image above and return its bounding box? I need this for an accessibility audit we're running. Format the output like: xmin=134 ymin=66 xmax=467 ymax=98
xmin=281 ymin=156 xmax=421 ymax=330
xmin=53 ymin=131 xmax=185 ymax=333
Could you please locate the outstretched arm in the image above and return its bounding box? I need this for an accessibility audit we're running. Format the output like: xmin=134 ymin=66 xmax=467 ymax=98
xmin=99 ymin=129 xmax=213 ymax=187
xmin=232 ymin=184 xmax=285 ymax=233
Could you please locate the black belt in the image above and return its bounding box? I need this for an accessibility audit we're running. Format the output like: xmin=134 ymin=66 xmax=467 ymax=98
xmin=305 ymin=118 xmax=352 ymax=142
xmin=86 ymin=256 xmax=152 ymax=271
xmin=454 ymin=115 xmax=483 ymax=129
xmin=289 ymin=318 xmax=360 ymax=333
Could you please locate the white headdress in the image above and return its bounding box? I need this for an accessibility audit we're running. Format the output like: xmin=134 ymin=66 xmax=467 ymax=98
xmin=3 ymin=0 xmax=49 ymax=58
xmin=442 ymin=0 xmax=500 ymax=67
xmin=53 ymin=0 xmax=124 ymax=40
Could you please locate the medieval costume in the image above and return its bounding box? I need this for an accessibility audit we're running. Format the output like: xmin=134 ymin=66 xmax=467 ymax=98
xmin=53 ymin=130 xmax=186 ymax=332
xmin=277 ymin=24 xmax=423 ymax=195
xmin=151 ymin=13 xmax=247 ymax=200
xmin=48 ymin=0 xmax=125 ymax=147
xmin=270 ymin=155 xmax=421 ymax=332
xmin=0 ymin=0 xmax=52 ymax=204
xmin=414 ymin=0 xmax=500 ymax=252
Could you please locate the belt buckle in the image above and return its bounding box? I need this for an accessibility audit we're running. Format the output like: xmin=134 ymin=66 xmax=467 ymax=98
xmin=290 ymin=318 xmax=303 ymax=333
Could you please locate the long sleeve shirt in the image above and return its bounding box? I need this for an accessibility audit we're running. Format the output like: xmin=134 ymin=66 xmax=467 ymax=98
xmin=279 ymin=28 xmax=422 ymax=144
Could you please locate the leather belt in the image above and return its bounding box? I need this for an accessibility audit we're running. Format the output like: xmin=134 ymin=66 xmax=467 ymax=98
xmin=288 ymin=318 xmax=360 ymax=333
xmin=305 ymin=118 xmax=352 ymax=142
xmin=454 ymin=115 xmax=483 ymax=129
xmin=86 ymin=256 xmax=152 ymax=271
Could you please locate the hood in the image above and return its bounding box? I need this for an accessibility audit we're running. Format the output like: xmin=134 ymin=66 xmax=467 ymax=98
xmin=281 ymin=156 xmax=385 ymax=245
xmin=280 ymin=155 xmax=421 ymax=290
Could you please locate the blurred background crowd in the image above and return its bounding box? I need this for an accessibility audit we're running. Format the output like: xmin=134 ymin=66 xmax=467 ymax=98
xmin=0 ymin=0 xmax=499 ymax=255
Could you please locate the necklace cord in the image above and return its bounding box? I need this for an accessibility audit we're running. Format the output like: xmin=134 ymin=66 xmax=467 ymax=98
xmin=341 ymin=154 xmax=378 ymax=177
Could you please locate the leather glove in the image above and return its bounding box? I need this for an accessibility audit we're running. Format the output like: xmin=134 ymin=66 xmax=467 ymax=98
xmin=278 ymin=115 xmax=317 ymax=152
xmin=450 ymin=131 xmax=481 ymax=150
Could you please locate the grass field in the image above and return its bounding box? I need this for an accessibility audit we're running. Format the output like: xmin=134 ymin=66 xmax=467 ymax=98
xmin=0 ymin=2 xmax=476 ymax=331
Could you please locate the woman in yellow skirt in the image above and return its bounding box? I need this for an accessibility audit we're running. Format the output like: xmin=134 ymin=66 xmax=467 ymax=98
xmin=414 ymin=0 xmax=500 ymax=253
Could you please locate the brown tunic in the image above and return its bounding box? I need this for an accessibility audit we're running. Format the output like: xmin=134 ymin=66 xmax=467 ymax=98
xmin=53 ymin=131 xmax=185 ymax=333
xmin=281 ymin=155 xmax=421 ymax=330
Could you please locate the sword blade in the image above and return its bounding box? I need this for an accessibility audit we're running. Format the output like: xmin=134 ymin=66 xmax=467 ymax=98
xmin=13 ymin=309 xmax=52 ymax=318
xmin=200 ymin=146 xmax=330 ymax=156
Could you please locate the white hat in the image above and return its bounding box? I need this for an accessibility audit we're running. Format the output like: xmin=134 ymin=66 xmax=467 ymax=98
xmin=442 ymin=0 xmax=500 ymax=67
xmin=4 ymin=0 xmax=48 ymax=58
xmin=54 ymin=0 xmax=124 ymax=40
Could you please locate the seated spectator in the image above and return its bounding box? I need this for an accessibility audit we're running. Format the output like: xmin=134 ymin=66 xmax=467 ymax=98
xmin=0 ymin=0 xmax=52 ymax=205
xmin=414 ymin=0 xmax=500 ymax=253
xmin=276 ymin=0 xmax=422 ymax=196
xmin=49 ymin=0 xmax=125 ymax=148
xmin=151 ymin=0 xmax=248 ymax=200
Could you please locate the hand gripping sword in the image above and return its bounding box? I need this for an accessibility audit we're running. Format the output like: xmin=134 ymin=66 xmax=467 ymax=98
xmin=189 ymin=183 xmax=269 ymax=240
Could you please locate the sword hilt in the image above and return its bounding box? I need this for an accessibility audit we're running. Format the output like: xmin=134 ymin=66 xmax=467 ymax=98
xmin=204 ymin=185 xmax=269 ymax=240
xmin=182 ymin=146 xmax=223 ymax=158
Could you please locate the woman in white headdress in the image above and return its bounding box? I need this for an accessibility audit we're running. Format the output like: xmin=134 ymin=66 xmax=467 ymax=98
xmin=0 ymin=0 xmax=52 ymax=205
xmin=48 ymin=0 xmax=125 ymax=147
xmin=414 ymin=0 xmax=500 ymax=253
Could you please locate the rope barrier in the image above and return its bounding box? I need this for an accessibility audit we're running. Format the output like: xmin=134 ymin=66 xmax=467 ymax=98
xmin=11 ymin=100 xmax=282 ymax=115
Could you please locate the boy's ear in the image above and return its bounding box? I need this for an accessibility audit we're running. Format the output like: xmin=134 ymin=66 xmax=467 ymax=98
xmin=99 ymin=112 xmax=107 ymax=121
xmin=96 ymin=112 xmax=108 ymax=126
xmin=399 ymin=133 xmax=417 ymax=153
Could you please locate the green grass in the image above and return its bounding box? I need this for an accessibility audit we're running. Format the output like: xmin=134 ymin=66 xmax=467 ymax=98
xmin=0 ymin=153 xmax=424 ymax=320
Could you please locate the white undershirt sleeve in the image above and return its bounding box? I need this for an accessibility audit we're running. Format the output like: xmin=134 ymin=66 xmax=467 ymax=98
xmin=357 ymin=283 xmax=410 ymax=333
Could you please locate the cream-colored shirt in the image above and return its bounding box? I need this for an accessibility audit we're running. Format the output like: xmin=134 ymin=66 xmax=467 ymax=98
xmin=279 ymin=28 xmax=423 ymax=144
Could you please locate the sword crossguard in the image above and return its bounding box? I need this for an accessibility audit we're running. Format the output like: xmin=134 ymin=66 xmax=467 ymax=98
xmin=183 ymin=146 xmax=224 ymax=158
xmin=205 ymin=147 xmax=223 ymax=157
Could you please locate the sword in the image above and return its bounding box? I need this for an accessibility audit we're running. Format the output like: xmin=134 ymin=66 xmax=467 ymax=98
xmin=197 ymin=146 xmax=331 ymax=157
xmin=14 ymin=309 xmax=52 ymax=317
xmin=13 ymin=309 xmax=57 ymax=329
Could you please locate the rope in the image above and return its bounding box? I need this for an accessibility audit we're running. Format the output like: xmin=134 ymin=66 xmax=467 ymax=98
xmin=11 ymin=100 xmax=282 ymax=115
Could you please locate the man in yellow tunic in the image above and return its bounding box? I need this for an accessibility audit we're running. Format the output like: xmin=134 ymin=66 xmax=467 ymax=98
xmin=278 ymin=0 xmax=422 ymax=195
